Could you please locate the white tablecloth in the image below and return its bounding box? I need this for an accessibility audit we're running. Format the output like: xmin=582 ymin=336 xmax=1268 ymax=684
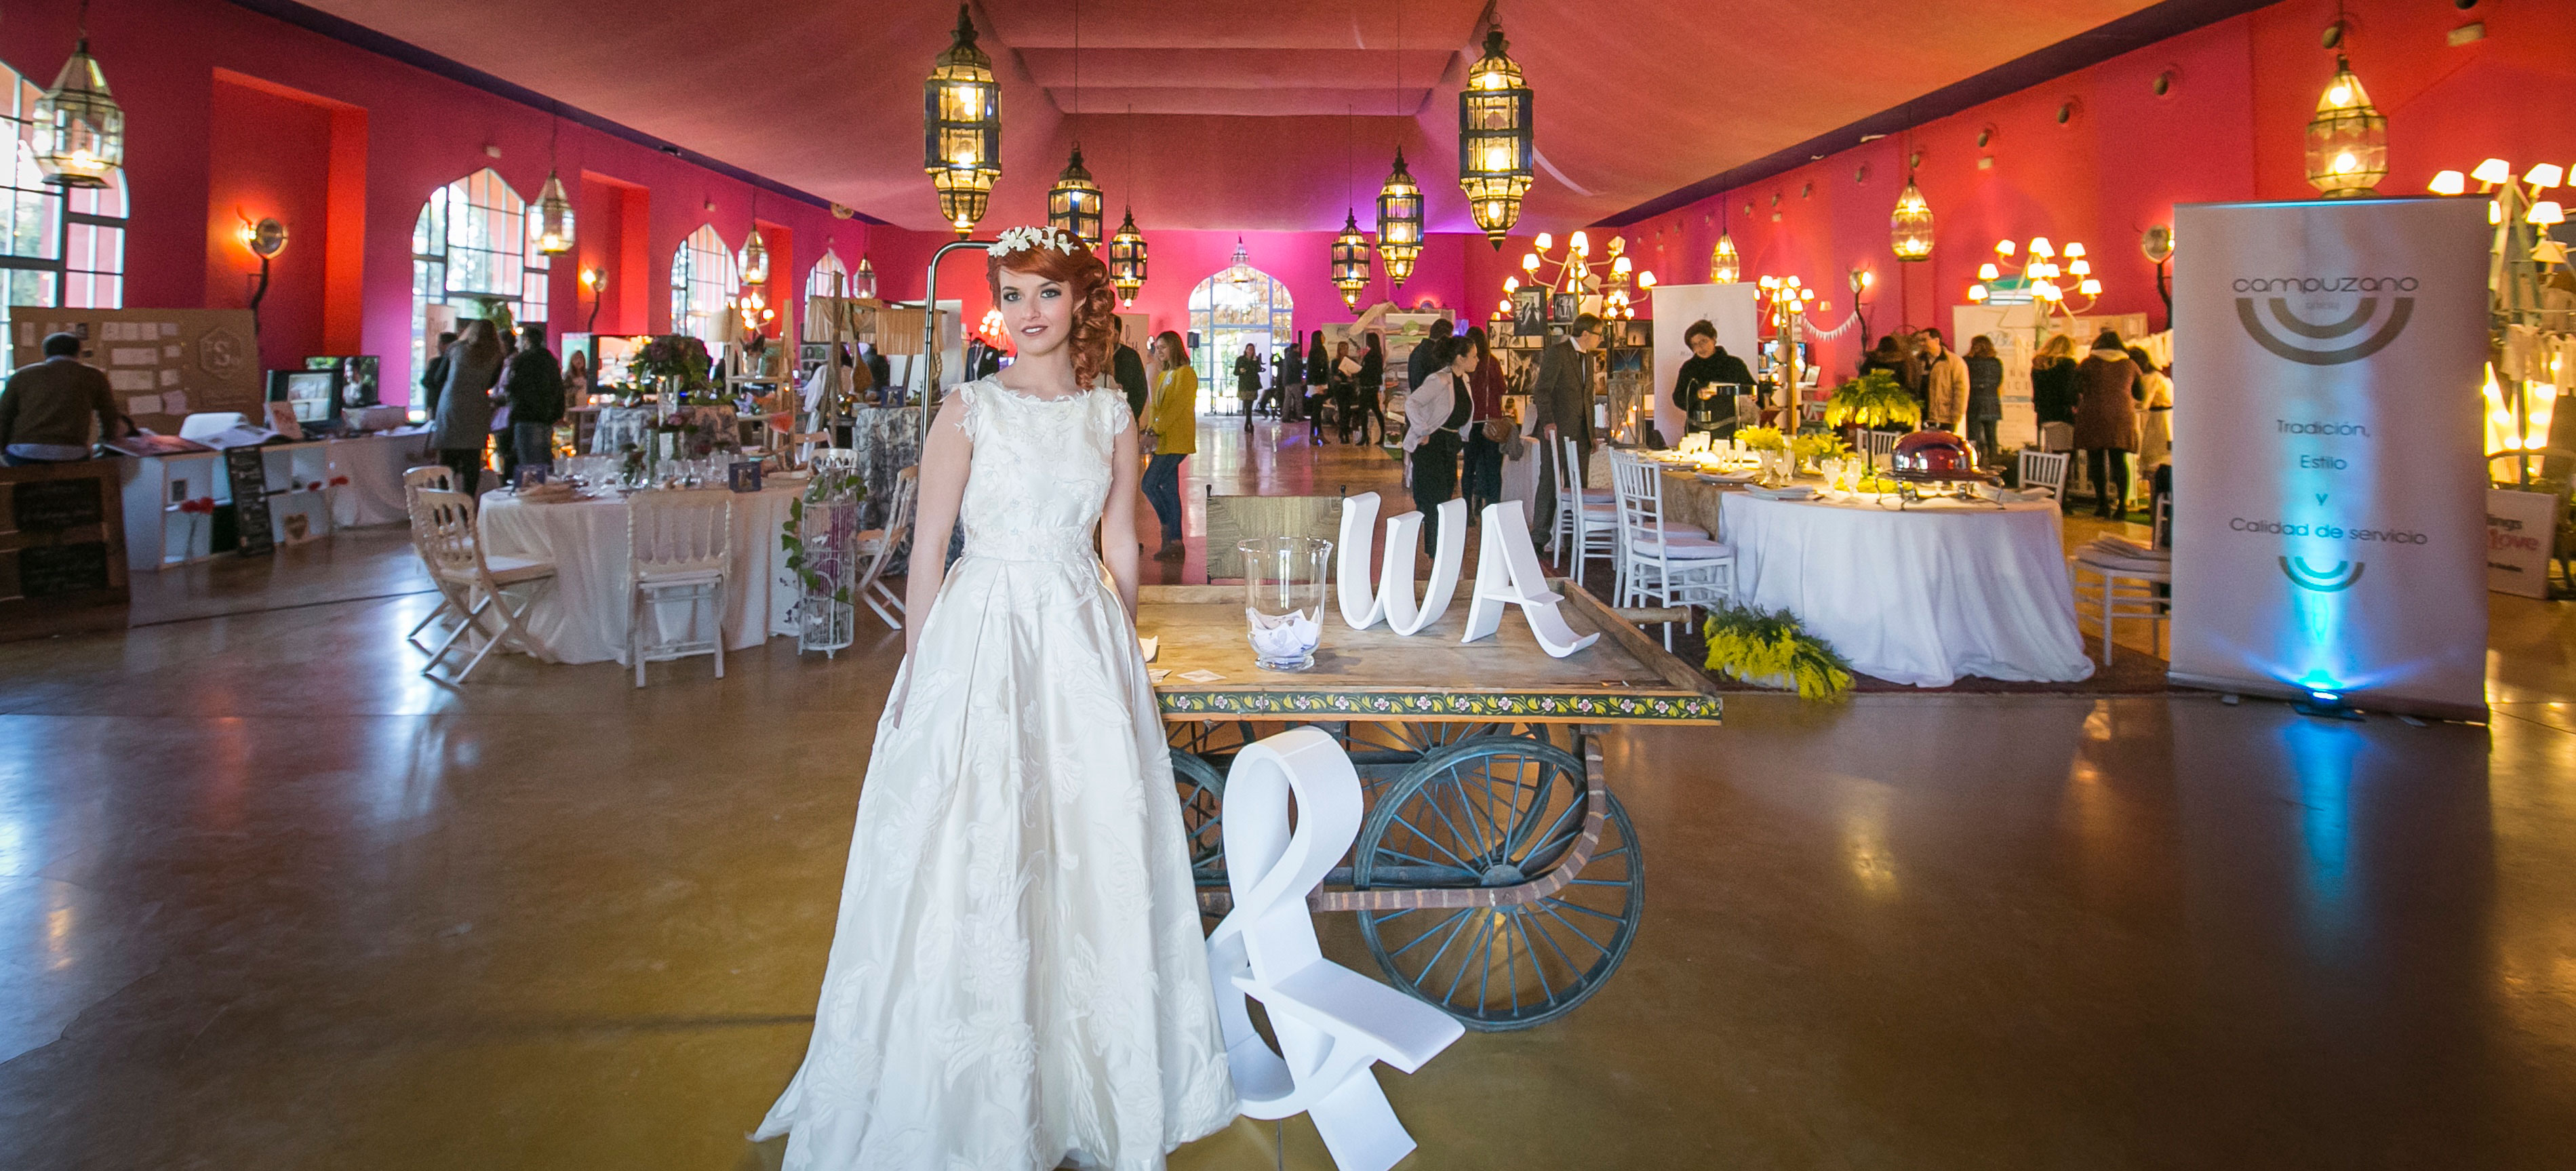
xmin=477 ymin=485 xmax=802 ymax=665
xmin=1717 ymin=493 xmax=2096 ymax=687
xmin=325 ymin=432 xmax=432 ymax=527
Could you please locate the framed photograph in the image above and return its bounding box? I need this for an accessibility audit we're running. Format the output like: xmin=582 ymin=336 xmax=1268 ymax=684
xmin=1511 ymin=287 xmax=1544 ymax=336
xmin=1609 ymin=349 xmax=1646 ymax=374
xmin=1621 ymin=321 xmax=1651 ymax=349
xmin=729 ymin=461 xmax=765 ymax=493
xmin=1549 ymin=293 xmax=1578 ymax=323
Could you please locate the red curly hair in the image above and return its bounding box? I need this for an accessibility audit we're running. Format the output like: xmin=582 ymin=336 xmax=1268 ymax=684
xmin=988 ymin=237 xmax=1117 ymax=390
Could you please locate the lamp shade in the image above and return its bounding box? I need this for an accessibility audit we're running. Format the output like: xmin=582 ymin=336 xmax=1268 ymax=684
xmin=1376 ymin=149 xmax=1423 ymax=289
xmin=1889 ymin=177 xmax=1933 ymax=261
xmin=924 ymin=5 xmax=1001 ymax=237
xmin=31 ymin=39 xmax=123 ymax=188
xmin=1107 ymin=207 xmax=1148 ymax=305
xmin=1047 ymin=144 xmax=1104 ymax=245
xmin=1331 ymin=211 xmax=1371 ymax=310
xmin=534 ymin=170 xmax=575 ymax=256
xmin=1458 ymin=25 xmax=1534 ymax=247
xmin=1710 ymin=233 xmax=1740 ymax=283
xmin=2305 ymin=56 xmax=2386 ymax=197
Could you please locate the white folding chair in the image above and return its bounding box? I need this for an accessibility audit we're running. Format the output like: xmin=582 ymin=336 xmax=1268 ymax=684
xmin=852 ymin=466 xmax=920 ymax=630
xmin=2018 ymin=449 xmax=2071 ymax=500
xmin=415 ymin=488 xmax=556 ymax=682
xmin=2072 ymin=545 xmax=2170 ymax=666
xmin=1554 ymin=432 xmax=1617 ymax=585
xmin=401 ymin=464 xmax=471 ymax=649
xmin=1608 ymin=450 xmax=1732 ymax=648
xmin=628 ymin=491 xmax=734 ymax=687
xmin=1861 ymin=429 xmax=1903 ymax=469
xmin=1799 ymin=399 xmax=1828 ymax=426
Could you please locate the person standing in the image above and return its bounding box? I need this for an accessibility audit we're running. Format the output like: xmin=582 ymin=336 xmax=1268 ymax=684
xmin=2029 ymin=334 xmax=2080 ymax=454
xmin=1113 ymin=337 xmax=1149 ymax=420
xmin=1406 ymin=318 xmax=1457 ymax=396
xmin=1329 ymin=340 xmax=1360 ymax=443
xmin=1271 ymin=344 xmax=1302 ymax=423
xmin=1528 ymin=313 xmax=1602 ymax=548
xmin=1402 ymin=334 xmax=1478 ymax=544
xmin=498 ymin=324 xmax=563 ymax=482
xmin=1857 ymin=335 xmax=1907 ymax=384
xmin=0 ymin=332 xmax=121 ymax=464
xmin=428 ymin=319 xmax=504 ymax=496
xmin=1461 ymin=326 xmax=1509 ymax=520
xmin=1304 ymin=330 xmax=1331 ymax=441
xmin=562 ymin=351 xmax=592 ymax=408
xmin=1671 ymin=319 xmax=1753 ymax=437
xmin=2128 ymin=344 xmax=2173 ymax=481
xmin=1353 ymin=332 xmax=1387 ymax=444
xmin=1921 ymin=327 xmax=1968 ymax=435
xmin=1145 ymin=331 xmax=1197 ymax=561
xmin=1964 ymin=335 xmax=2005 ymax=462
xmin=420 ymin=330 xmax=458 ymax=416
xmin=863 ymin=343 xmax=893 ymax=405
xmin=2072 ymin=330 xmax=2141 ymax=518
xmin=1233 ymin=344 xmax=1259 ymax=431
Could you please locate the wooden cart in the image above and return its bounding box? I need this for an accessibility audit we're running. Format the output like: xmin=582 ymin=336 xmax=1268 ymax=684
xmin=1138 ymin=582 xmax=1721 ymax=1031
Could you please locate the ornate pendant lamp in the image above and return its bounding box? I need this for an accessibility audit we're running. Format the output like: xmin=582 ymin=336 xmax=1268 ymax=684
xmin=924 ymin=5 xmax=1002 ymax=237
xmin=1890 ymin=176 xmax=1934 ymax=261
xmin=1332 ymin=211 xmax=1372 ymax=310
xmin=1377 ymin=149 xmax=1424 ymax=290
xmin=1711 ymin=229 xmax=1741 ymax=284
xmin=740 ymin=189 xmax=771 ymax=285
xmin=2305 ymin=54 xmax=2387 ymax=197
xmin=1047 ymin=145 xmax=1103 ymax=245
xmin=1108 ymin=207 xmax=1148 ymax=306
xmin=534 ymin=111 xmax=574 ymax=256
xmin=1458 ymin=23 xmax=1534 ymax=247
xmin=854 ymin=256 xmax=877 ymax=300
xmin=31 ymin=2 xmax=123 ymax=189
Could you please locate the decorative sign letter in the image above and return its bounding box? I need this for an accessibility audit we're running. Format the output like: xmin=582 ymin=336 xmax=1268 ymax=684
xmin=1379 ymin=498 xmax=1467 ymax=636
xmin=1336 ymin=493 xmax=1385 ymax=629
xmin=1463 ymin=500 xmax=1599 ymax=657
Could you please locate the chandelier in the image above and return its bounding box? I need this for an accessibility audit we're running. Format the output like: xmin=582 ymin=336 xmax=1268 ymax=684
xmin=1047 ymin=144 xmax=1103 ymax=245
xmin=2305 ymin=54 xmax=2387 ymax=197
xmin=1459 ymin=24 xmax=1534 ymax=247
xmin=31 ymin=4 xmax=123 ymax=189
xmin=924 ymin=5 xmax=1002 ymax=237
xmin=1710 ymin=231 xmax=1740 ymax=284
xmin=1968 ymin=237 xmax=2101 ymax=320
xmin=1107 ymin=207 xmax=1148 ymax=306
xmin=1511 ymin=231 xmax=1653 ymax=319
xmin=1332 ymin=212 xmax=1372 ymax=310
xmin=1890 ymin=176 xmax=1933 ymax=261
xmin=1377 ymin=149 xmax=1424 ymax=290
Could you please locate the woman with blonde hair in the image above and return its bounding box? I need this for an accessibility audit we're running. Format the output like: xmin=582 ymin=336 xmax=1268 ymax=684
xmin=427 ymin=318 xmax=504 ymax=494
xmin=755 ymin=226 xmax=1235 ymax=1168
xmin=1144 ymin=330 xmax=1197 ymax=560
xmin=2029 ymin=332 xmax=2080 ymax=455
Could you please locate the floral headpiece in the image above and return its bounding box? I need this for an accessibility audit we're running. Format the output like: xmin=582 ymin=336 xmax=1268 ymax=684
xmin=992 ymin=225 xmax=1079 ymax=258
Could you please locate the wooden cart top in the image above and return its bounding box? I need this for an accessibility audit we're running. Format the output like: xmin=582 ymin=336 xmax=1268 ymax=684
xmin=1136 ymin=582 xmax=1722 ymax=726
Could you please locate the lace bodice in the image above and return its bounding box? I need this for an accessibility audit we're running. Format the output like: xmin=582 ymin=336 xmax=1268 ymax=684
xmin=952 ymin=379 xmax=1129 ymax=561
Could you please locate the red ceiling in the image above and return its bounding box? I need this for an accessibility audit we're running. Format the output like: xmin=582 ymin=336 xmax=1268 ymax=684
xmin=296 ymin=0 xmax=2161 ymax=233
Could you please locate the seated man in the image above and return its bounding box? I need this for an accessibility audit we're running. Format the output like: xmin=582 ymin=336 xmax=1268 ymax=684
xmin=0 ymin=332 xmax=121 ymax=464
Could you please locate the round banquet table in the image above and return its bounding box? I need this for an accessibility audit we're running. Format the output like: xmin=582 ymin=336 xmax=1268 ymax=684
xmin=1717 ymin=492 xmax=2097 ymax=687
xmin=477 ymin=485 xmax=803 ymax=665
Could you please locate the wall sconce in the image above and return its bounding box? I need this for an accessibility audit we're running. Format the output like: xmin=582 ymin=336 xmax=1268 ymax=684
xmin=580 ymin=264 xmax=608 ymax=332
xmin=239 ymin=214 xmax=288 ymax=323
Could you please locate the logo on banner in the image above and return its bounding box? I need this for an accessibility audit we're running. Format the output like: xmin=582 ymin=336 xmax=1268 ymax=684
xmin=2230 ymin=277 xmax=2415 ymax=365
xmin=2279 ymin=555 xmax=2366 ymax=592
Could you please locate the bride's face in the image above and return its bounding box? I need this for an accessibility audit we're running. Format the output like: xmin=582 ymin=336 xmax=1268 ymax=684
xmin=997 ymin=267 xmax=1073 ymax=361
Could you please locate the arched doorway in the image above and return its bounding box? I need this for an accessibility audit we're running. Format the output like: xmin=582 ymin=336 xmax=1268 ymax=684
xmin=1187 ymin=243 xmax=1294 ymax=414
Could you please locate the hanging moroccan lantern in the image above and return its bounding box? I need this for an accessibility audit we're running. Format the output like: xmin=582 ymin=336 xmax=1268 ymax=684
xmin=1376 ymin=149 xmax=1423 ymax=289
xmin=31 ymin=32 xmax=123 ymax=189
xmin=924 ymin=5 xmax=1002 ymax=237
xmin=740 ymin=229 xmax=770 ymax=285
xmin=1107 ymin=207 xmax=1148 ymax=306
xmin=534 ymin=170 xmax=575 ymax=256
xmin=1331 ymin=211 xmax=1372 ymax=310
xmin=2305 ymin=56 xmax=2386 ymax=197
xmin=1710 ymin=233 xmax=1741 ymax=284
xmin=1890 ymin=176 xmax=1934 ymax=261
xmin=1458 ymin=24 xmax=1534 ymax=247
xmin=1047 ymin=144 xmax=1104 ymax=245
xmin=854 ymin=256 xmax=877 ymax=300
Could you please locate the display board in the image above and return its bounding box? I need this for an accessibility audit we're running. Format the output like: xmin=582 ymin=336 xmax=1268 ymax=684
xmin=2168 ymin=198 xmax=2490 ymax=719
xmin=2484 ymin=488 xmax=2558 ymax=599
xmin=1949 ymin=304 xmax=2149 ymax=450
xmin=1648 ymin=283 xmax=1759 ymax=441
xmin=9 ymin=308 xmax=262 ymax=437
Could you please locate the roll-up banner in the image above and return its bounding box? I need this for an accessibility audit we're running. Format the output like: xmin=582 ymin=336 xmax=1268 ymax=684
xmin=2169 ymin=199 xmax=2491 ymax=721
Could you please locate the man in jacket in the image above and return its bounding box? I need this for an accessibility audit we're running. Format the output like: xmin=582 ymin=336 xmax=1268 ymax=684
xmin=1921 ymin=327 xmax=1969 ymax=433
xmin=1528 ymin=313 xmax=1603 ymax=549
xmin=1113 ymin=340 xmax=1149 ymax=420
xmin=419 ymin=330 xmax=457 ymax=417
xmin=1271 ymin=345 xmax=1303 ymax=422
xmin=0 ymin=333 xmax=120 ymax=464
xmin=1406 ymin=318 xmax=1457 ymax=394
xmin=498 ymin=324 xmax=563 ymax=481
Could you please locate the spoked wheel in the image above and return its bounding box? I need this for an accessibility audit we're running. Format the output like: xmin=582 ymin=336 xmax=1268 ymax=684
xmin=1168 ymin=749 xmax=1227 ymax=886
xmin=1352 ymin=735 xmax=1644 ymax=1031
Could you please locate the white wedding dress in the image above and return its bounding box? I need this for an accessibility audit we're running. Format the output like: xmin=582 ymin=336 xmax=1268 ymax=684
xmin=756 ymin=380 xmax=1237 ymax=1168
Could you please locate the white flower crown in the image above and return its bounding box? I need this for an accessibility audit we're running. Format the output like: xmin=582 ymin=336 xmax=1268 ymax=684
xmin=992 ymin=225 xmax=1079 ymax=258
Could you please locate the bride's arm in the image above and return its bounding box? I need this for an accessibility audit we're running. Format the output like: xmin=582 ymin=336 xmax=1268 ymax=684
xmin=903 ymin=394 xmax=974 ymax=660
xmin=1101 ymin=419 xmax=1143 ymax=620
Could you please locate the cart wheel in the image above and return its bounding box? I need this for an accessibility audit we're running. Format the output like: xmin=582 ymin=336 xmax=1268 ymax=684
xmin=1353 ymin=736 xmax=1644 ymax=1031
xmin=1168 ymin=748 xmax=1226 ymax=885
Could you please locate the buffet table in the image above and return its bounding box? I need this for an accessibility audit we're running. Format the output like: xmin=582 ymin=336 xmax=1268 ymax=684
xmin=1717 ymin=492 xmax=2095 ymax=687
xmin=323 ymin=431 xmax=433 ymax=527
xmin=477 ymin=485 xmax=802 ymax=665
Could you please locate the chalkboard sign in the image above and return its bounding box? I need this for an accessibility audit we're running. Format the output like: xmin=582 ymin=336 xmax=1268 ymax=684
xmin=12 ymin=478 xmax=103 ymax=532
xmin=223 ymin=446 xmax=275 ymax=557
xmin=18 ymin=542 xmax=111 ymax=598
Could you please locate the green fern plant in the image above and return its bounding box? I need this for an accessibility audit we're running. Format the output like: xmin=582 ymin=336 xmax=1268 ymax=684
xmin=1702 ymin=604 xmax=1857 ymax=701
xmin=1823 ymin=370 xmax=1921 ymax=431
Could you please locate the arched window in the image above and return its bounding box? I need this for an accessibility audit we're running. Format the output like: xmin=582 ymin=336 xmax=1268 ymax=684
xmin=411 ymin=168 xmax=551 ymax=384
xmin=0 ymin=64 xmax=129 ymax=343
xmin=806 ymin=249 xmax=849 ymax=299
xmin=670 ymin=224 xmax=738 ymax=347
xmin=1187 ymin=243 xmax=1295 ymax=413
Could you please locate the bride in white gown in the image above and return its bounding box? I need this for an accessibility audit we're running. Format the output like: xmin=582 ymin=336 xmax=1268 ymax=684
xmin=755 ymin=226 xmax=1237 ymax=1168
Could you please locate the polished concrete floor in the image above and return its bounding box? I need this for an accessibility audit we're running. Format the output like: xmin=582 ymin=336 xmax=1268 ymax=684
xmin=1 ymin=419 xmax=2571 ymax=1169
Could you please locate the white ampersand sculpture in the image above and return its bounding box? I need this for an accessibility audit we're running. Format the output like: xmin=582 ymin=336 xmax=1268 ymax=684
xmin=1204 ymin=729 xmax=1465 ymax=1171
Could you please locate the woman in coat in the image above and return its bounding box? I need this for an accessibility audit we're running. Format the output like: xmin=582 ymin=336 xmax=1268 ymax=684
xmin=2028 ymin=333 xmax=2080 ymax=454
xmin=1402 ymin=334 xmax=1477 ymax=544
xmin=1233 ymin=344 xmax=1260 ymax=429
xmin=1964 ymin=335 xmax=2005 ymax=463
xmin=1145 ymin=332 xmax=1198 ymax=560
xmin=428 ymin=319 xmax=504 ymax=496
xmin=1304 ymin=331 xmax=1332 ymax=442
xmin=2071 ymin=331 xmax=2141 ymax=518
xmin=1353 ymin=333 xmax=1387 ymax=445
xmin=2128 ymin=344 xmax=2173 ymax=478
xmin=1329 ymin=340 xmax=1360 ymax=443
